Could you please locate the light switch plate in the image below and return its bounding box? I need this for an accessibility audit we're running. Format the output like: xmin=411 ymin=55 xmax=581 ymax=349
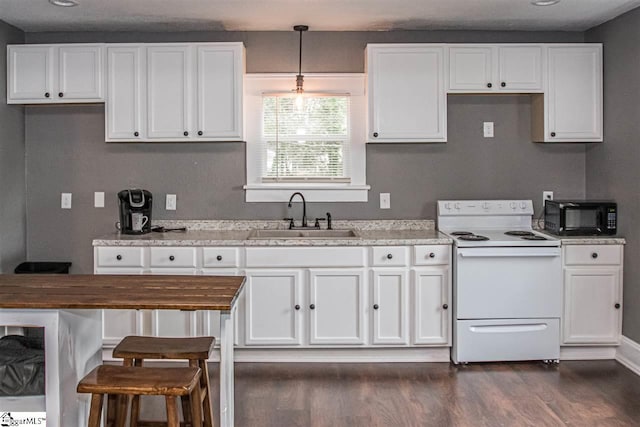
xmin=380 ymin=193 xmax=391 ymax=209
xmin=483 ymin=122 xmax=494 ymax=138
xmin=166 ymin=194 xmax=177 ymax=211
xmin=61 ymin=193 xmax=72 ymax=209
xmin=94 ymin=192 xmax=105 ymax=208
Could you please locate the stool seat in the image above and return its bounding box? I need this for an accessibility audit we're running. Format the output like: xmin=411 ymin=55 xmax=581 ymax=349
xmin=78 ymin=365 xmax=201 ymax=396
xmin=113 ymin=336 xmax=215 ymax=360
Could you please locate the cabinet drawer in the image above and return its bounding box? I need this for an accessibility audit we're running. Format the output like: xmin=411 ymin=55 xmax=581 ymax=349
xmin=96 ymin=247 xmax=145 ymax=268
xmin=203 ymin=247 xmax=239 ymax=268
xmin=246 ymin=247 xmax=366 ymax=268
xmin=564 ymin=245 xmax=622 ymax=266
xmin=371 ymin=247 xmax=409 ymax=267
xmin=413 ymin=245 xmax=450 ymax=265
xmin=150 ymin=247 xmax=197 ymax=268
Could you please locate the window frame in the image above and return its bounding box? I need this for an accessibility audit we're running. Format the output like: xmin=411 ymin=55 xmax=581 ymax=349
xmin=244 ymin=73 xmax=369 ymax=203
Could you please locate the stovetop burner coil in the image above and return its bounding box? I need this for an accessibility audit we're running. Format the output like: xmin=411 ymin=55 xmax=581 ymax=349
xmin=451 ymin=231 xmax=474 ymax=236
xmin=521 ymin=235 xmax=547 ymax=241
xmin=458 ymin=234 xmax=490 ymax=241
xmin=505 ymin=231 xmax=535 ymax=237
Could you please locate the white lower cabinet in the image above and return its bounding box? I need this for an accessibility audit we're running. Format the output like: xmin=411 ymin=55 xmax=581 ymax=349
xmin=562 ymin=244 xmax=623 ymax=345
xmin=412 ymin=267 xmax=451 ymax=345
xmin=309 ymin=269 xmax=366 ymax=345
xmin=244 ymin=269 xmax=303 ymax=345
xmin=371 ymin=269 xmax=409 ymax=345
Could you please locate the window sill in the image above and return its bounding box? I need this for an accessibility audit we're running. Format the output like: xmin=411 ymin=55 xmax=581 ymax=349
xmin=244 ymin=184 xmax=370 ymax=202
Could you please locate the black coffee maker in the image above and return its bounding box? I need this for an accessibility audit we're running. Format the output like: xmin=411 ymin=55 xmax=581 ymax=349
xmin=117 ymin=189 xmax=152 ymax=234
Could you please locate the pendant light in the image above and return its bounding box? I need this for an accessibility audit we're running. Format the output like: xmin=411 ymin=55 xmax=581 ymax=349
xmin=293 ymin=25 xmax=309 ymax=95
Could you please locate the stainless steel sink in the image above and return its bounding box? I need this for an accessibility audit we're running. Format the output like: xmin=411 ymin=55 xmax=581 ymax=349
xmin=247 ymin=229 xmax=359 ymax=239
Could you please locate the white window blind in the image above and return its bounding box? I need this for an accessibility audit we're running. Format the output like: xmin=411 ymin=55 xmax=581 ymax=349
xmin=261 ymin=94 xmax=351 ymax=182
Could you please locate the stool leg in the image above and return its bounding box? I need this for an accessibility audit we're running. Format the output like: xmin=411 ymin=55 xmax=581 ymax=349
xmin=190 ymin=380 xmax=204 ymax=427
xmin=128 ymin=358 xmax=142 ymax=427
xmin=166 ymin=396 xmax=180 ymax=427
xmin=88 ymin=394 xmax=104 ymax=427
xmin=198 ymin=359 xmax=215 ymax=427
xmin=181 ymin=395 xmax=193 ymax=427
xmin=115 ymin=395 xmax=130 ymax=427
xmin=106 ymin=394 xmax=116 ymax=427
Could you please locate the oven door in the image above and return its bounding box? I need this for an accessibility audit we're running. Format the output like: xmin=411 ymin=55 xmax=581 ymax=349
xmin=455 ymin=247 xmax=562 ymax=319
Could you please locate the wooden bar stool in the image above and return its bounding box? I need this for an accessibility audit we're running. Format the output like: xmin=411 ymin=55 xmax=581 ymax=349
xmin=77 ymin=365 xmax=202 ymax=427
xmin=111 ymin=336 xmax=215 ymax=427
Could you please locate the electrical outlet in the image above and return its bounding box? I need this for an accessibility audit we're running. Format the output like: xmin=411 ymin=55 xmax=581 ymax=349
xmin=166 ymin=194 xmax=177 ymax=211
xmin=543 ymin=191 xmax=554 ymax=207
xmin=380 ymin=193 xmax=391 ymax=209
xmin=94 ymin=192 xmax=105 ymax=208
xmin=61 ymin=193 xmax=72 ymax=209
xmin=483 ymin=122 xmax=494 ymax=138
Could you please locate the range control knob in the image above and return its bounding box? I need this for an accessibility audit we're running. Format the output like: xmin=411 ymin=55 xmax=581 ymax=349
xmin=509 ymin=202 xmax=517 ymax=210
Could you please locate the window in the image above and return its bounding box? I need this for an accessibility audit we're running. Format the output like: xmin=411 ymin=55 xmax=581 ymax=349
xmin=244 ymin=74 xmax=369 ymax=202
xmin=262 ymin=95 xmax=350 ymax=182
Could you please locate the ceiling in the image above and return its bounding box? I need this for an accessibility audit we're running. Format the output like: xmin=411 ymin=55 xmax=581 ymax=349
xmin=1 ymin=0 xmax=640 ymax=32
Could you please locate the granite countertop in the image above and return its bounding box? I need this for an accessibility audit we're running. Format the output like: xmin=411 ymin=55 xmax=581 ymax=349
xmin=93 ymin=220 xmax=453 ymax=247
xmin=538 ymin=230 xmax=626 ymax=245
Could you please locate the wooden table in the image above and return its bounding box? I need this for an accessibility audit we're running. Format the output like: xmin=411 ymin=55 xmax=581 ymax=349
xmin=0 ymin=274 xmax=245 ymax=427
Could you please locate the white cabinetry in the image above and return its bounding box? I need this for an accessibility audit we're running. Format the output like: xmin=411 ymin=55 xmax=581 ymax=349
xmin=533 ymin=45 xmax=603 ymax=142
xmin=8 ymin=44 xmax=103 ymax=104
xmin=412 ymin=267 xmax=451 ymax=345
xmin=366 ymin=44 xmax=446 ymax=142
xmin=371 ymin=269 xmax=409 ymax=345
xmin=106 ymin=42 xmax=244 ymax=142
xmin=448 ymin=45 xmax=542 ymax=92
xmin=562 ymin=245 xmax=623 ymax=345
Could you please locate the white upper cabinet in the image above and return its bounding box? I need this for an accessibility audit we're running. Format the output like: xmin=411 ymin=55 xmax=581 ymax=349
xmin=533 ymin=45 xmax=603 ymax=142
xmin=147 ymin=45 xmax=192 ymax=139
xmin=8 ymin=44 xmax=104 ymax=104
xmin=366 ymin=44 xmax=446 ymax=142
xmin=448 ymin=45 xmax=542 ymax=92
xmin=105 ymin=42 xmax=244 ymax=142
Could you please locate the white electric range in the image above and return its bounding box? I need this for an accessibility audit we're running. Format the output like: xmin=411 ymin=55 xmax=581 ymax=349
xmin=438 ymin=200 xmax=562 ymax=364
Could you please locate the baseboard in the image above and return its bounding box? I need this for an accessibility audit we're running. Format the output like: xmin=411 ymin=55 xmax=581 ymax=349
xmin=560 ymin=346 xmax=617 ymax=360
xmin=616 ymin=336 xmax=640 ymax=376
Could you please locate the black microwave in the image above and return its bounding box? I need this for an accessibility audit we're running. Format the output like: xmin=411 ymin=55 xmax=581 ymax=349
xmin=544 ymin=200 xmax=617 ymax=236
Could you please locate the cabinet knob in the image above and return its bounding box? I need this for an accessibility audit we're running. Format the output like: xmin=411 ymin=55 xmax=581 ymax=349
xmin=591 ymin=252 xmax=598 ymax=259
xmin=501 ymin=82 xmax=506 ymax=87
xmin=169 ymin=255 xmax=175 ymax=261
xmin=295 ymin=304 xmax=300 ymax=310
xmin=442 ymin=303 xmax=449 ymax=310
xmin=216 ymin=255 xmax=222 ymax=261
xmin=58 ymin=92 xmax=64 ymax=98
xmin=310 ymin=304 xmax=315 ymax=310
xmin=373 ymin=304 xmax=379 ymax=310
xmin=44 ymin=92 xmax=50 ymax=98
xmin=429 ymin=252 xmax=436 ymax=258
xmin=183 ymin=131 xmax=189 ymax=137
xmin=198 ymin=131 xmax=203 ymax=136
xmin=116 ymin=255 xmax=122 ymax=261
xmin=487 ymin=83 xmax=493 ymax=88
xmin=615 ymin=303 xmax=621 ymax=309
xmin=134 ymin=131 xmax=139 ymax=137
xmin=373 ymin=132 xmax=379 ymax=138
xmin=386 ymin=253 xmax=393 ymax=259
xmin=551 ymin=132 xmax=556 ymax=137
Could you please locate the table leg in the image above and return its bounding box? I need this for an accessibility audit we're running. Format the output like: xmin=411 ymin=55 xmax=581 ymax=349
xmin=219 ymin=309 xmax=235 ymax=427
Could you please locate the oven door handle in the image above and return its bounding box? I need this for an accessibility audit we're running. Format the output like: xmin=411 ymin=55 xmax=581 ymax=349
xmin=458 ymin=248 xmax=560 ymax=258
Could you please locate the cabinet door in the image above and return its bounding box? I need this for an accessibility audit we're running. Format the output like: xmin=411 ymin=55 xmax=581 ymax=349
xmin=244 ymin=270 xmax=303 ymax=346
xmin=367 ymin=45 xmax=446 ymax=142
xmin=563 ymin=267 xmax=622 ymax=344
xmin=412 ymin=267 xmax=451 ymax=345
xmin=371 ymin=269 xmax=409 ymax=345
xmin=106 ymin=46 xmax=144 ymax=140
xmin=195 ymin=44 xmax=243 ymax=140
xmin=546 ymin=46 xmax=603 ymax=141
xmin=498 ymin=46 xmax=542 ymax=91
xmin=147 ymin=45 xmax=191 ymax=139
xmin=150 ymin=269 xmax=200 ymax=337
xmin=7 ymin=45 xmax=54 ymax=102
xmin=309 ymin=269 xmax=365 ymax=345
xmin=96 ymin=268 xmax=145 ymax=345
xmin=448 ymin=46 xmax=493 ymax=91
xmin=58 ymin=45 xmax=103 ymax=100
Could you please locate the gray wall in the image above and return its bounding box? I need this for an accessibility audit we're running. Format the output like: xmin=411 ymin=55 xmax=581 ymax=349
xmin=0 ymin=20 xmax=26 ymax=273
xmin=24 ymin=30 xmax=587 ymax=273
xmin=587 ymin=9 xmax=640 ymax=342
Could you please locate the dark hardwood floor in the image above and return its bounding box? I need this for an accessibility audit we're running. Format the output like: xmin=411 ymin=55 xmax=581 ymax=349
xmin=143 ymin=361 xmax=640 ymax=426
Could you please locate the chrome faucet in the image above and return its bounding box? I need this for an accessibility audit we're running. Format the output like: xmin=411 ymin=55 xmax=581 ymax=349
xmin=287 ymin=192 xmax=307 ymax=228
